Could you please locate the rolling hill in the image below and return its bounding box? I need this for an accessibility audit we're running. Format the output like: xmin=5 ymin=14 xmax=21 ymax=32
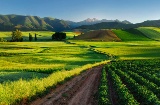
xmin=137 ymin=27 xmax=160 ymax=41
xmin=0 ymin=15 xmax=71 ymax=31
xmin=112 ymin=29 xmax=152 ymax=41
xmin=74 ymin=30 xmax=121 ymax=41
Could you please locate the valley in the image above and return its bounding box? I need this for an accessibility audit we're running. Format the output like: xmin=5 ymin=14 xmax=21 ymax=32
xmin=0 ymin=17 xmax=160 ymax=105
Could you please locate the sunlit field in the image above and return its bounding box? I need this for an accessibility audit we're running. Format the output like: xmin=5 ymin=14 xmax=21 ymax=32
xmin=0 ymin=41 xmax=108 ymax=104
xmin=69 ymin=40 xmax=160 ymax=59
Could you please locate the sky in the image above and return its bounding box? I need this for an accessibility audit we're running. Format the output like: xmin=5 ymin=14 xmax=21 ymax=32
xmin=0 ymin=0 xmax=160 ymax=23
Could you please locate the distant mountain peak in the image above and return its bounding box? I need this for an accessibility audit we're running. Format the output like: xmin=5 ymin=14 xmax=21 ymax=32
xmin=84 ymin=18 xmax=99 ymax=22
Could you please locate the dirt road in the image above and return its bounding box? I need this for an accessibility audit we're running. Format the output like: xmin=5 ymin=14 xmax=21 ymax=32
xmin=30 ymin=65 xmax=102 ymax=105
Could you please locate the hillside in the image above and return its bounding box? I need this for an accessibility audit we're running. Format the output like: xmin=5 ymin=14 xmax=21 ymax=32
xmin=74 ymin=30 xmax=121 ymax=41
xmin=137 ymin=27 xmax=160 ymax=41
xmin=76 ymin=22 xmax=135 ymax=30
xmin=0 ymin=14 xmax=133 ymax=31
xmin=76 ymin=20 xmax=160 ymax=30
xmin=112 ymin=29 xmax=152 ymax=41
xmin=0 ymin=15 xmax=71 ymax=31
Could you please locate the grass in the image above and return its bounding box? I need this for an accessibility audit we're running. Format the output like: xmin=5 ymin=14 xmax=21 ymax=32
xmin=0 ymin=41 xmax=109 ymax=104
xmin=137 ymin=27 xmax=160 ymax=41
xmin=0 ymin=42 xmax=107 ymax=71
xmin=70 ymin=40 xmax=160 ymax=60
xmin=0 ymin=72 xmax=49 ymax=83
xmin=112 ymin=29 xmax=151 ymax=41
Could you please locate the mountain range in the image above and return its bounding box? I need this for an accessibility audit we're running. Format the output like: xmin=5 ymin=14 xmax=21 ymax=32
xmin=0 ymin=14 xmax=160 ymax=31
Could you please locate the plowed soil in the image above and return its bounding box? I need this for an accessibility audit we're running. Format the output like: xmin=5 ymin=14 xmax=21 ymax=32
xmin=30 ymin=65 xmax=103 ymax=105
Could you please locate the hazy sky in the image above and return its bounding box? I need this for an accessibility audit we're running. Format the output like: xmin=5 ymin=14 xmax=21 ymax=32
xmin=0 ymin=0 xmax=160 ymax=23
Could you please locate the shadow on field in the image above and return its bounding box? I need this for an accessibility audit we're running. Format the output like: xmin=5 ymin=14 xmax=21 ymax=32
xmin=0 ymin=71 xmax=49 ymax=83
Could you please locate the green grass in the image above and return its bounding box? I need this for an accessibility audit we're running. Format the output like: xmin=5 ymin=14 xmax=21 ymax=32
xmin=137 ymin=27 xmax=160 ymax=41
xmin=0 ymin=42 xmax=107 ymax=71
xmin=112 ymin=29 xmax=151 ymax=41
xmin=0 ymin=41 xmax=108 ymax=104
xmin=70 ymin=40 xmax=160 ymax=60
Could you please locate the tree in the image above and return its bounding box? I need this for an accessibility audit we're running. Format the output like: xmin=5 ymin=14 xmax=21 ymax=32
xmin=52 ymin=32 xmax=66 ymax=41
xmin=11 ymin=29 xmax=23 ymax=42
xmin=29 ymin=33 xmax=33 ymax=41
xmin=35 ymin=34 xmax=37 ymax=41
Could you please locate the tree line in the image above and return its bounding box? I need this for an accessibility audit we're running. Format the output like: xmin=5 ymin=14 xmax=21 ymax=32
xmin=7 ymin=29 xmax=66 ymax=42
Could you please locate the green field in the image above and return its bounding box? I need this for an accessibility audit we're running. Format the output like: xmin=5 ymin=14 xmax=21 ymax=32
xmin=137 ymin=27 xmax=160 ymax=41
xmin=112 ymin=29 xmax=151 ymax=41
xmin=0 ymin=28 xmax=160 ymax=104
xmin=70 ymin=40 xmax=160 ymax=59
xmin=0 ymin=41 xmax=108 ymax=105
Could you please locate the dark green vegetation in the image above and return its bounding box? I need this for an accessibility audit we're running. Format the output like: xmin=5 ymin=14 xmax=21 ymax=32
xmin=98 ymin=60 xmax=160 ymax=105
xmin=0 ymin=72 xmax=49 ymax=83
xmin=52 ymin=32 xmax=66 ymax=41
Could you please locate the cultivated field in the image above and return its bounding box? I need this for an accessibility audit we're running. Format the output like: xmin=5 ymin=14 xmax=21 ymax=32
xmin=0 ymin=27 xmax=160 ymax=105
xmin=101 ymin=60 xmax=160 ymax=104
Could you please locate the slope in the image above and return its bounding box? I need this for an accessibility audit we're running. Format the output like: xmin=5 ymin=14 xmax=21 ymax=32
xmin=112 ymin=29 xmax=152 ymax=41
xmin=74 ymin=30 xmax=121 ymax=41
xmin=137 ymin=27 xmax=160 ymax=41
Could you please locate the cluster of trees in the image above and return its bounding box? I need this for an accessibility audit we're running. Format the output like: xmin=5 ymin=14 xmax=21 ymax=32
xmin=29 ymin=33 xmax=37 ymax=41
xmin=52 ymin=32 xmax=66 ymax=41
xmin=9 ymin=29 xmax=67 ymax=42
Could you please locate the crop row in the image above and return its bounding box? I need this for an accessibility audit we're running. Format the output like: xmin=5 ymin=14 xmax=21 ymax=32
xmin=107 ymin=67 xmax=139 ymax=105
xmin=98 ymin=67 xmax=111 ymax=105
xmin=99 ymin=60 xmax=160 ymax=105
xmin=115 ymin=69 xmax=160 ymax=104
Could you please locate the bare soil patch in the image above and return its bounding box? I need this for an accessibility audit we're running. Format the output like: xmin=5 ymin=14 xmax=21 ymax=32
xmin=74 ymin=30 xmax=121 ymax=41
